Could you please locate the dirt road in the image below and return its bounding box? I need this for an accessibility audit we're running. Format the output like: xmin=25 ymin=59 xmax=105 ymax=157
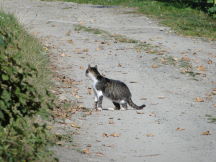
xmin=3 ymin=0 xmax=216 ymax=161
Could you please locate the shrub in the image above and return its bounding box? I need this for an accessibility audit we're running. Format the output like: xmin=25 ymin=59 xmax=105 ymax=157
xmin=0 ymin=117 xmax=55 ymax=161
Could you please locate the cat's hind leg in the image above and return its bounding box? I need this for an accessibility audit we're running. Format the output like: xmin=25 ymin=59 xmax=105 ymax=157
xmin=120 ymin=100 xmax=127 ymax=111
xmin=113 ymin=102 xmax=120 ymax=110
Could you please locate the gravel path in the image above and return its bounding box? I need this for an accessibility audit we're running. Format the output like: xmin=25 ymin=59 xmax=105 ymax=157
xmin=3 ymin=0 xmax=216 ymax=161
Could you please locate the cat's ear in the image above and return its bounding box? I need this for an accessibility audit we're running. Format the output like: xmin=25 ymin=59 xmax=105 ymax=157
xmin=95 ymin=65 xmax=98 ymax=69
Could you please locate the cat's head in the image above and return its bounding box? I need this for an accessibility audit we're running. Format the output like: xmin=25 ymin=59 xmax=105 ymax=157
xmin=85 ymin=65 xmax=100 ymax=79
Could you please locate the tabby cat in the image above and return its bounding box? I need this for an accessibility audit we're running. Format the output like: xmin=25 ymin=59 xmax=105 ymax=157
xmin=86 ymin=65 xmax=146 ymax=110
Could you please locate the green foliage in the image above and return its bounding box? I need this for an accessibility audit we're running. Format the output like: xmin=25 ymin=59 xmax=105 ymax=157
xmin=0 ymin=11 xmax=55 ymax=161
xmin=208 ymin=6 xmax=216 ymax=18
xmin=0 ymin=118 xmax=55 ymax=162
xmin=0 ymin=12 xmax=53 ymax=126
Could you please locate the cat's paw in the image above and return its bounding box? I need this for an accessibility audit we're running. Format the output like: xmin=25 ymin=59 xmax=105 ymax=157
xmin=96 ymin=107 xmax=102 ymax=111
xmin=120 ymin=108 xmax=126 ymax=111
xmin=107 ymin=107 xmax=115 ymax=111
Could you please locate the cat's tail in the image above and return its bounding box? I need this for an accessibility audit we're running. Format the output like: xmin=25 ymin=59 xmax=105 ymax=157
xmin=128 ymin=98 xmax=146 ymax=110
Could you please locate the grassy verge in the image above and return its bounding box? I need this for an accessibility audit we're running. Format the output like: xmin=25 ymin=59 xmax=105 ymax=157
xmin=45 ymin=0 xmax=216 ymax=40
xmin=0 ymin=11 xmax=56 ymax=161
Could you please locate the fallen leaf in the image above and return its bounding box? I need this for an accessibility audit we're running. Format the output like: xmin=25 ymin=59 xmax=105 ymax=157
xmin=201 ymin=131 xmax=211 ymax=135
xmin=74 ymin=48 xmax=83 ymax=54
xmin=96 ymin=47 xmax=101 ymax=51
xmin=136 ymin=111 xmax=144 ymax=114
xmin=181 ymin=57 xmax=190 ymax=61
xmin=80 ymin=66 xmax=84 ymax=70
xmin=158 ymin=96 xmax=166 ymax=99
xmin=197 ymin=65 xmax=206 ymax=71
xmin=213 ymin=104 xmax=216 ymax=107
xmin=82 ymin=148 xmax=90 ymax=154
xmin=60 ymin=53 xmax=66 ymax=57
xmin=146 ymin=133 xmax=155 ymax=137
xmin=130 ymin=81 xmax=137 ymax=83
xmin=71 ymin=122 xmax=80 ymax=129
xmin=102 ymin=133 xmax=109 ymax=137
xmin=118 ymin=63 xmax=122 ymax=67
xmin=208 ymin=59 xmax=213 ymax=64
xmin=140 ymin=97 xmax=147 ymax=100
xmin=56 ymin=141 xmax=65 ymax=145
xmin=67 ymin=39 xmax=73 ymax=44
xmin=95 ymin=152 xmax=104 ymax=157
xmin=151 ymin=64 xmax=159 ymax=68
xmin=108 ymin=120 xmax=115 ymax=124
xmin=195 ymin=97 xmax=204 ymax=102
xmin=176 ymin=127 xmax=185 ymax=131
xmin=86 ymin=144 xmax=92 ymax=147
xmin=102 ymin=144 xmax=114 ymax=147
xmin=211 ymin=88 xmax=216 ymax=95
xmin=110 ymin=133 xmax=120 ymax=137
xmin=83 ymin=48 xmax=89 ymax=52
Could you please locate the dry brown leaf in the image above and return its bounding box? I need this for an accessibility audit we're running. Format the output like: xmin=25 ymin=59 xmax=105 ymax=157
xmin=110 ymin=133 xmax=120 ymax=137
xmin=96 ymin=47 xmax=101 ymax=51
xmin=201 ymin=131 xmax=211 ymax=135
xmin=56 ymin=141 xmax=65 ymax=145
xmin=158 ymin=96 xmax=166 ymax=99
xmin=176 ymin=127 xmax=185 ymax=131
xmin=71 ymin=122 xmax=80 ymax=129
xmin=86 ymin=144 xmax=92 ymax=147
xmin=195 ymin=97 xmax=204 ymax=102
xmin=95 ymin=152 xmax=104 ymax=157
xmin=213 ymin=104 xmax=216 ymax=107
xmin=79 ymin=66 xmax=84 ymax=70
xmin=118 ymin=63 xmax=122 ymax=67
xmin=140 ymin=97 xmax=147 ymax=100
xmin=67 ymin=39 xmax=73 ymax=44
xmin=146 ymin=133 xmax=155 ymax=137
xmin=82 ymin=148 xmax=90 ymax=154
xmin=211 ymin=89 xmax=216 ymax=95
xmin=136 ymin=111 xmax=144 ymax=114
xmin=181 ymin=57 xmax=190 ymax=61
xmin=74 ymin=48 xmax=83 ymax=54
xmin=197 ymin=65 xmax=206 ymax=71
xmin=83 ymin=48 xmax=89 ymax=52
xmin=108 ymin=120 xmax=115 ymax=124
xmin=60 ymin=53 xmax=66 ymax=57
xmin=102 ymin=133 xmax=109 ymax=137
xmin=152 ymin=64 xmax=159 ymax=68
xmin=208 ymin=59 xmax=213 ymax=64
xmin=130 ymin=81 xmax=137 ymax=83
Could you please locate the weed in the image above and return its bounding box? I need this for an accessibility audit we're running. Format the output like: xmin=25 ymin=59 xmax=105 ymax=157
xmin=74 ymin=24 xmax=138 ymax=43
xmin=206 ymin=114 xmax=216 ymax=123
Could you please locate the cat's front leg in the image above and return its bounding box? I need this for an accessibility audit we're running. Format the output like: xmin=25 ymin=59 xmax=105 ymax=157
xmin=94 ymin=96 xmax=98 ymax=109
xmin=96 ymin=91 xmax=103 ymax=111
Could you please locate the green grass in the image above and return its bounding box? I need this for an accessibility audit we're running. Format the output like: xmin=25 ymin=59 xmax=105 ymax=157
xmin=74 ymin=24 xmax=138 ymax=43
xmin=48 ymin=0 xmax=216 ymax=40
xmin=0 ymin=11 xmax=55 ymax=161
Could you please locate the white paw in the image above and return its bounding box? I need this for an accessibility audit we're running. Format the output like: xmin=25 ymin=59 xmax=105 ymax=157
xmin=120 ymin=108 xmax=126 ymax=111
xmin=96 ymin=107 xmax=102 ymax=111
xmin=107 ymin=107 xmax=115 ymax=111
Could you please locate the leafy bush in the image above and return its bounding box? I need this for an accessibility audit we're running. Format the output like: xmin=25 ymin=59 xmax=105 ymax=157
xmin=0 ymin=118 xmax=55 ymax=162
xmin=208 ymin=6 xmax=216 ymax=18
xmin=0 ymin=11 xmax=55 ymax=161
xmin=0 ymin=12 xmax=53 ymax=126
xmin=0 ymin=52 xmax=43 ymax=126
